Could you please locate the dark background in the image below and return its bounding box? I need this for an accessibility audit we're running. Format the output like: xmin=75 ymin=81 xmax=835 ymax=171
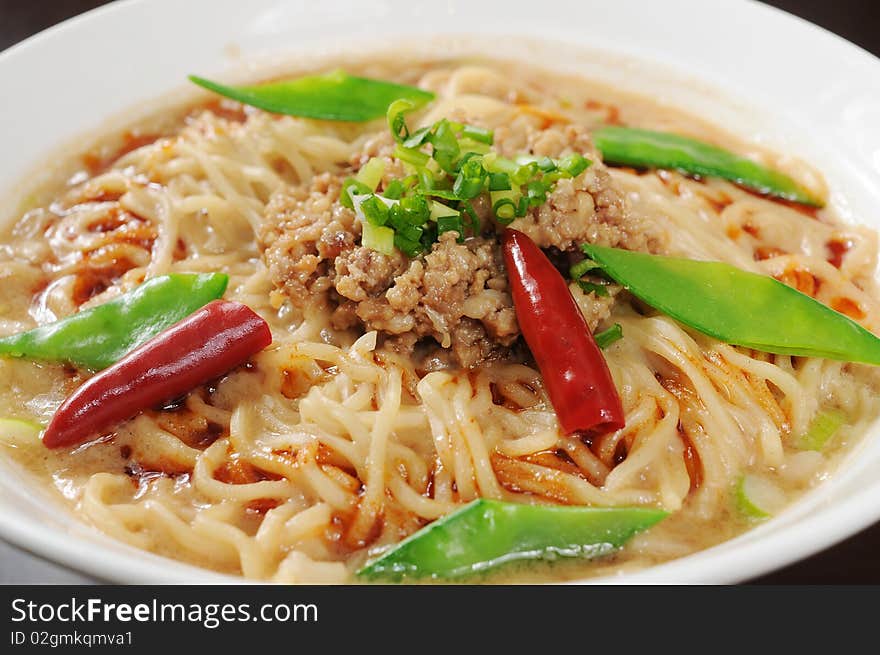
xmin=0 ymin=0 xmax=878 ymax=583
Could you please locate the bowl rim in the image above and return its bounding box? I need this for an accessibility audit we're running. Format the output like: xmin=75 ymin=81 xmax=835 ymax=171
xmin=2 ymin=0 xmax=880 ymax=584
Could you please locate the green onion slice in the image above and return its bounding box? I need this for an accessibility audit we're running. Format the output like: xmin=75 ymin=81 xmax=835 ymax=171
xmin=594 ymin=324 xmax=623 ymax=349
xmin=360 ymin=195 xmax=390 ymax=226
xmin=795 ymin=410 xmax=847 ymax=451
xmin=570 ymin=258 xmax=601 ymax=280
xmin=355 ymin=158 xmax=386 ymax=191
xmin=362 ymin=223 xmax=395 ymax=256
xmin=492 ymin=198 xmax=517 ymax=224
xmin=578 ymin=280 xmax=610 ymax=297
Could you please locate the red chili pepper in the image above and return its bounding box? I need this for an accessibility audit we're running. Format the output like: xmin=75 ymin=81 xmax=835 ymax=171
xmin=42 ymin=300 xmax=272 ymax=448
xmin=502 ymin=229 xmax=624 ymax=436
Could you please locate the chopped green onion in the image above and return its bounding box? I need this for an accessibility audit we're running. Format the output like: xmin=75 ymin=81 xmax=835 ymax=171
xmin=453 ymin=158 xmax=488 ymax=199
xmin=570 ymin=258 xmax=600 ymax=280
xmin=454 ymin=176 xmax=484 ymax=200
xmin=490 ymin=188 xmax=521 ymax=210
xmin=488 ymin=172 xmax=511 ymax=192
xmin=452 ymin=174 xmax=483 ymax=200
xmin=356 ymin=109 xmax=591 ymax=260
xmin=398 ymin=223 xmax=425 ymax=242
xmin=394 ymin=144 xmax=431 ymax=168
xmin=541 ymin=170 xmax=565 ymax=185
xmin=383 ymin=181 xmax=404 ymax=200
xmin=735 ymin=474 xmax=786 ymax=520
xmin=395 ymin=233 xmax=424 ymax=257
xmin=460 ymin=124 xmax=494 ymax=144
xmin=387 ymin=98 xmax=417 ymax=143
xmin=341 ymin=177 xmax=372 ymax=209
xmin=457 ymin=138 xmax=492 ymax=155
xmin=382 ymin=178 xmax=407 ymax=200
xmin=387 ymin=204 xmax=425 ymax=242
xmin=526 ymin=179 xmax=550 ymax=205
xmin=452 ymin=151 xmax=482 ymax=174
xmin=492 ymin=198 xmax=517 ymax=224
xmin=397 ymin=194 xmax=430 ymax=224
xmin=423 ymin=189 xmax=461 ymax=201
xmin=360 ymin=195 xmax=390 ymax=226
xmin=578 ymin=280 xmax=610 ymax=297
xmin=0 ymin=417 xmax=43 ymax=448
xmin=437 ymin=215 xmax=464 ymax=241
xmin=425 ymin=157 xmax=443 ymax=175
xmin=461 ymin=201 xmax=480 ymax=233
xmin=795 ymin=409 xmax=847 ymax=451
xmin=594 ymin=323 xmax=623 ymax=349
xmin=429 ymin=119 xmax=461 ymax=171
xmin=536 ymin=156 xmax=557 ymax=173
xmin=420 ymin=221 xmax=438 ymax=249
xmin=483 ymin=154 xmax=518 ymax=175
xmin=417 ymin=168 xmax=436 ymax=191
xmin=429 ymin=201 xmax=459 ymax=221
xmin=512 ymin=162 xmax=539 ymax=186
xmin=356 ymin=157 xmax=386 ymax=191
xmin=559 ymin=153 xmax=591 ymax=177
xmin=403 ymin=126 xmax=431 ymax=148
xmin=389 ymin=209 xmax=425 ymax=237
xmin=362 ymin=222 xmax=395 ymax=256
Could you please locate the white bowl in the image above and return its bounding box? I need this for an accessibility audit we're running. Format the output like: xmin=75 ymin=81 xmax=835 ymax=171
xmin=1 ymin=0 xmax=879 ymax=584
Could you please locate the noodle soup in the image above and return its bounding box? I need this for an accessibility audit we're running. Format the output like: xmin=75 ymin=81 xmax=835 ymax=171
xmin=1 ymin=55 xmax=878 ymax=583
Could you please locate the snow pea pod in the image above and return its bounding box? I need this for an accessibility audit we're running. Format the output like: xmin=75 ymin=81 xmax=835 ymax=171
xmin=593 ymin=126 xmax=824 ymax=207
xmin=582 ymin=244 xmax=880 ymax=365
xmin=0 ymin=273 xmax=228 ymax=370
xmin=356 ymin=499 xmax=667 ymax=581
xmin=189 ymin=70 xmax=434 ymax=122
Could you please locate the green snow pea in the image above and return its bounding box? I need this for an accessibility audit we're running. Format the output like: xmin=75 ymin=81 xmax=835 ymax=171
xmin=582 ymin=244 xmax=880 ymax=365
xmin=189 ymin=70 xmax=434 ymax=122
xmin=0 ymin=273 xmax=228 ymax=370
xmin=593 ymin=126 xmax=824 ymax=207
xmin=356 ymin=498 xmax=667 ymax=581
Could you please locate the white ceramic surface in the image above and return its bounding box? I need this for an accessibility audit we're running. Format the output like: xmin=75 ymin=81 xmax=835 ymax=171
xmin=1 ymin=0 xmax=879 ymax=583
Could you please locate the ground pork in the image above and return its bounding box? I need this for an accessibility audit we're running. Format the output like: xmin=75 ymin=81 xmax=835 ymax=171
xmin=262 ymin=180 xmax=518 ymax=366
xmin=259 ymin=120 xmax=657 ymax=367
xmin=495 ymin=121 xmax=664 ymax=253
xmin=339 ymin=233 xmax=518 ymax=366
xmin=259 ymin=173 xmax=360 ymax=302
